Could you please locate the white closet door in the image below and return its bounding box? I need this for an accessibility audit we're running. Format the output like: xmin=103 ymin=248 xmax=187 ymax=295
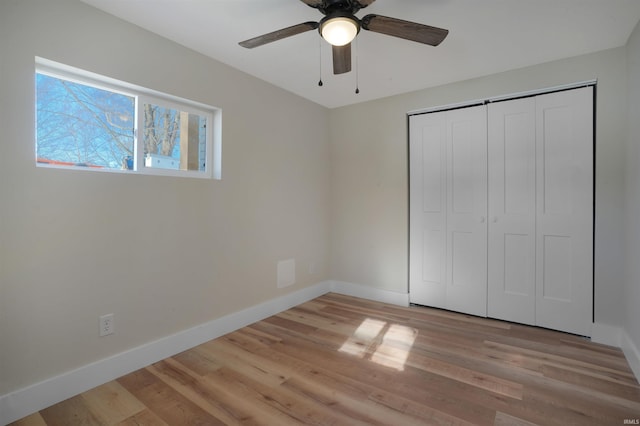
xmin=409 ymin=106 xmax=487 ymax=317
xmin=409 ymin=112 xmax=447 ymax=309
xmin=535 ymin=87 xmax=593 ymax=336
xmin=487 ymin=98 xmax=537 ymax=325
xmin=445 ymin=106 xmax=488 ymax=316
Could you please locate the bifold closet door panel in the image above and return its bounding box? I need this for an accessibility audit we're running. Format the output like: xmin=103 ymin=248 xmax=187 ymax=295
xmin=409 ymin=112 xmax=447 ymax=309
xmin=444 ymin=106 xmax=488 ymax=317
xmin=487 ymin=98 xmax=537 ymax=325
xmin=409 ymin=106 xmax=488 ymax=317
xmin=535 ymin=86 xmax=593 ymax=337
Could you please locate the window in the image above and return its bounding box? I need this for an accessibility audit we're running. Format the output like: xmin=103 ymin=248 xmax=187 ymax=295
xmin=35 ymin=58 xmax=221 ymax=179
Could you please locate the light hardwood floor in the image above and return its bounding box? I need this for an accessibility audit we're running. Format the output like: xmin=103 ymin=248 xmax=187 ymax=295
xmin=11 ymin=293 xmax=640 ymax=425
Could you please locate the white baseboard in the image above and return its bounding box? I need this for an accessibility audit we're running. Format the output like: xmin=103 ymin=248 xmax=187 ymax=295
xmin=591 ymin=322 xmax=623 ymax=347
xmin=591 ymin=323 xmax=640 ymax=384
xmin=329 ymin=280 xmax=410 ymax=307
xmin=0 ymin=280 xmax=410 ymax=425
xmin=6 ymin=279 xmax=632 ymax=424
xmin=3 ymin=278 xmax=634 ymax=425
xmin=621 ymin=330 xmax=640 ymax=384
xmin=0 ymin=281 xmax=332 ymax=426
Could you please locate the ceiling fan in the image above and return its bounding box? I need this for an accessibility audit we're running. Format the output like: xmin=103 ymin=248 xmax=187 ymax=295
xmin=239 ymin=0 xmax=449 ymax=75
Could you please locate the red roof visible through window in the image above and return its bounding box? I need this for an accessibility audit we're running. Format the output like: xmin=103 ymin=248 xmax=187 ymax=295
xmin=37 ymin=158 xmax=104 ymax=168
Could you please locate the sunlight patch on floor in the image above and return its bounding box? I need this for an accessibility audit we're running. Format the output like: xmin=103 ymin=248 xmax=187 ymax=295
xmin=339 ymin=318 xmax=418 ymax=371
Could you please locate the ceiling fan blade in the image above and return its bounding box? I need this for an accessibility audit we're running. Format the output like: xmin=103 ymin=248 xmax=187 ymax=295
xmin=332 ymin=43 xmax=352 ymax=75
xmin=239 ymin=21 xmax=319 ymax=49
xmin=361 ymin=14 xmax=449 ymax=46
xmin=299 ymin=0 xmax=324 ymax=8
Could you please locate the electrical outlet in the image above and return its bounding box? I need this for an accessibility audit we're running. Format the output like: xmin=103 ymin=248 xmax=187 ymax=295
xmin=99 ymin=313 xmax=114 ymax=337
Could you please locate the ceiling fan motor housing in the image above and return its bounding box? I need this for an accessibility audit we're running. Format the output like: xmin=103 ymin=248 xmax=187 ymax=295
xmin=318 ymin=0 xmax=364 ymax=15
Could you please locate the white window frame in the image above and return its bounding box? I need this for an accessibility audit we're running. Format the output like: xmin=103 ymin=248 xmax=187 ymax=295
xmin=35 ymin=57 xmax=222 ymax=180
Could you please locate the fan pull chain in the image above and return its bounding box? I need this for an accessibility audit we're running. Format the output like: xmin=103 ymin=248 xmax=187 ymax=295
xmin=318 ymin=37 xmax=323 ymax=87
xmin=355 ymin=37 xmax=360 ymax=94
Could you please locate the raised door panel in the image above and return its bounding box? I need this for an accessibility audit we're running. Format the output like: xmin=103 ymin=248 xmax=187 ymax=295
xmin=487 ymin=98 xmax=536 ymax=325
xmin=535 ymin=86 xmax=593 ymax=336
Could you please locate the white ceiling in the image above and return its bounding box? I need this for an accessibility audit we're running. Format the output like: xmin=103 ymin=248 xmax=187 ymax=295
xmin=81 ymin=0 xmax=640 ymax=108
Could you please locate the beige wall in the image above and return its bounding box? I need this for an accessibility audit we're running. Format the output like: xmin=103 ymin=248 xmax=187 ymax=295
xmin=0 ymin=0 xmax=330 ymax=395
xmin=624 ymin=21 xmax=640 ymax=355
xmin=329 ymin=47 xmax=629 ymax=329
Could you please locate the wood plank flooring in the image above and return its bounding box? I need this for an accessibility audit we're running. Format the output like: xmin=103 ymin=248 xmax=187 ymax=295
xmin=11 ymin=293 xmax=640 ymax=425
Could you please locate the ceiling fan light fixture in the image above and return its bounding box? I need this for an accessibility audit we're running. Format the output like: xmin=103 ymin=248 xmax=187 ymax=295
xmin=321 ymin=16 xmax=359 ymax=46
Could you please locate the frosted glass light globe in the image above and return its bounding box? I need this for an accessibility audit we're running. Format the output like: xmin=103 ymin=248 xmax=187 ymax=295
xmin=321 ymin=17 xmax=358 ymax=46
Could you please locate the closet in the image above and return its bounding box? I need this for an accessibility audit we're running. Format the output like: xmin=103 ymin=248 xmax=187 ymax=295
xmin=409 ymin=86 xmax=593 ymax=336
